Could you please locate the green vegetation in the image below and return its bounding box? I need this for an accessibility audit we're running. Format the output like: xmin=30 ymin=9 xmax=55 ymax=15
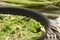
xmin=0 ymin=14 xmax=45 ymax=40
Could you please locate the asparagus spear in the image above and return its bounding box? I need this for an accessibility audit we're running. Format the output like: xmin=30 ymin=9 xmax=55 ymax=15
xmin=44 ymin=14 xmax=58 ymax=19
xmin=2 ymin=0 xmax=54 ymax=6
xmin=1 ymin=0 xmax=60 ymax=9
xmin=0 ymin=2 xmax=27 ymax=7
